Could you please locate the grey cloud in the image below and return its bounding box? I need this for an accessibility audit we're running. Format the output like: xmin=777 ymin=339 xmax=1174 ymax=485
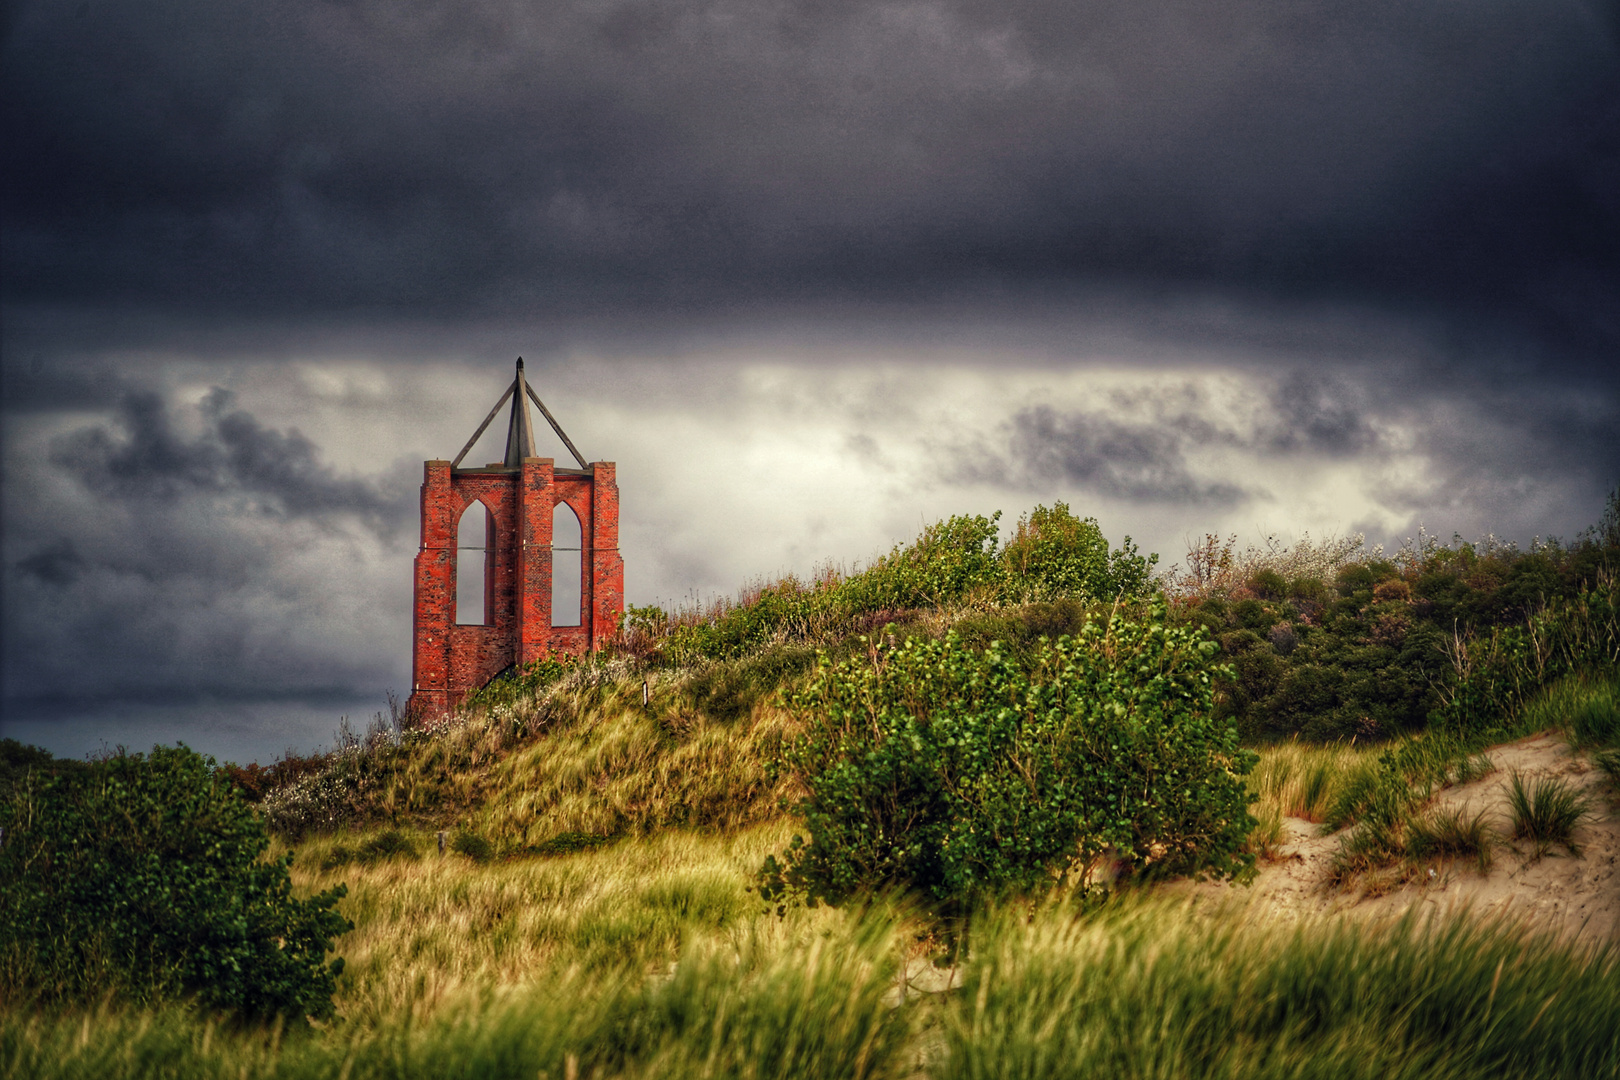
xmin=1264 ymin=373 xmax=1376 ymax=455
xmin=50 ymin=389 xmax=410 ymax=536
xmin=4 ymin=379 xmax=415 ymax=728
xmin=954 ymin=370 xmax=1391 ymax=504
xmin=15 ymin=538 xmax=85 ymax=587
xmin=987 ymin=404 xmax=1251 ymax=504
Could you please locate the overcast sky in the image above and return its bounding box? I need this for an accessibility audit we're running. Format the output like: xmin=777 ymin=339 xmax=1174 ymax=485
xmin=3 ymin=0 xmax=1617 ymax=763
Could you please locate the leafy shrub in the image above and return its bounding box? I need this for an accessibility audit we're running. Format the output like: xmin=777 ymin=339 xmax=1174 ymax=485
xmin=1506 ymin=770 xmax=1592 ymax=857
xmin=522 ymin=831 xmax=616 ymax=858
xmin=760 ymin=606 xmax=1255 ymax=912
xmin=663 ymin=512 xmax=1007 ymax=662
xmin=0 ymin=739 xmax=84 ymax=798
xmin=998 ymin=503 xmax=1158 ymax=603
xmin=451 ymin=829 xmax=495 ymax=862
xmin=0 ymin=745 xmax=351 ymax=1019
xmin=1435 ymin=578 xmax=1619 ymax=737
xmin=1171 ymin=510 xmax=1619 ymax=742
xmin=357 ymin=828 xmax=420 ymax=863
xmin=651 ymin=506 xmax=1156 ymax=666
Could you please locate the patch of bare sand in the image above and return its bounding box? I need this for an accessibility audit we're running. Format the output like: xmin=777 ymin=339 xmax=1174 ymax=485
xmin=1177 ymin=731 xmax=1620 ymax=946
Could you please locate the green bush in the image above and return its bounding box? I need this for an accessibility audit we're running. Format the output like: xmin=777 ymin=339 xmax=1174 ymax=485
xmin=0 ymin=745 xmax=351 ymax=1019
xmin=451 ymin=829 xmax=496 ymax=862
xmin=760 ymin=605 xmax=1255 ymax=912
xmin=357 ymin=828 xmax=419 ymax=863
xmin=658 ymin=506 xmax=1156 ymax=665
xmin=1437 ymin=578 xmax=1620 ymax=736
xmin=999 ymin=503 xmax=1158 ymax=602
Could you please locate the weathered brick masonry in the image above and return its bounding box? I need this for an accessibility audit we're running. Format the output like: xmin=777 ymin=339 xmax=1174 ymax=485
xmin=407 ymin=361 xmax=623 ymax=720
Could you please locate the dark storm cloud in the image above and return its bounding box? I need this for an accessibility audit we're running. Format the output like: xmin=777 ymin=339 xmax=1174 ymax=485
xmin=3 ymin=0 xmax=1616 ymax=360
xmin=955 ymin=372 xmax=1385 ymax=503
xmin=1264 ymin=372 xmax=1376 ymax=455
xmin=50 ymin=389 xmax=408 ymax=535
xmin=996 ymin=405 xmax=1249 ymax=504
xmin=15 ymin=538 xmax=85 ymax=587
xmin=4 ymin=382 xmax=415 ymax=720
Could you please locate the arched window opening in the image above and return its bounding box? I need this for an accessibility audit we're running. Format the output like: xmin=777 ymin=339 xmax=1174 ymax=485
xmin=456 ymin=503 xmax=492 ymax=625
xmin=552 ymin=501 xmax=582 ymax=627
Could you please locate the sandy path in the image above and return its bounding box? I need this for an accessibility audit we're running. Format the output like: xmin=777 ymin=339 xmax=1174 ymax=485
xmin=1185 ymin=731 xmax=1620 ymax=945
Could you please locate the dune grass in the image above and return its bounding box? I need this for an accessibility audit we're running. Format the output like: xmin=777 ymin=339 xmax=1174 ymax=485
xmin=0 ymin=920 xmax=911 ymax=1080
xmin=1405 ymin=806 xmax=1496 ymax=874
xmin=944 ymin=898 xmax=1620 ymax=1080
xmin=1247 ymin=740 xmax=1376 ymax=825
xmin=1526 ymin=671 xmax=1620 ymax=750
xmin=1506 ymin=770 xmax=1593 ymax=858
xmin=7 ymin=816 xmax=1620 ymax=1079
xmin=281 ymin=824 xmax=799 ymax=1027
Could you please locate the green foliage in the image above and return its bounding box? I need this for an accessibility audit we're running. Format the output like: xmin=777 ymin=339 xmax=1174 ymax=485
xmin=656 ymin=506 xmax=1157 ymax=665
xmin=465 ymin=654 xmax=574 ymax=711
xmin=664 ymin=512 xmax=1006 ymax=663
xmin=0 ymin=745 xmax=351 ymax=1019
xmin=1190 ymin=586 xmax=1449 ymax=742
xmin=999 ymin=502 xmax=1158 ymax=602
xmin=1506 ymin=770 xmax=1592 ymax=857
xmin=761 ymin=606 xmax=1255 ymax=911
xmin=1166 ymin=506 xmax=1620 ymax=742
xmin=523 ymin=831 xmax=617 ymax=857
xmin=450 ymin=829 xmax=495 ymax=862
xmin=0 ymin=738 xmax=85 ymax=798
xmin=1437 ymin=577 xmax=1620 ymax=736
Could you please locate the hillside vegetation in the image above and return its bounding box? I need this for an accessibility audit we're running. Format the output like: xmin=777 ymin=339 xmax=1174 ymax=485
xmin=4 ymin=496 xmax=1620 ymax=1078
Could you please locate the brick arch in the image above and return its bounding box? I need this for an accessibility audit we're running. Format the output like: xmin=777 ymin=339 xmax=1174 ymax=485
xmin=454 ymin=499 xmax=497 ymax=626
xmin=550 ymin=496 xmax=583 ymax=628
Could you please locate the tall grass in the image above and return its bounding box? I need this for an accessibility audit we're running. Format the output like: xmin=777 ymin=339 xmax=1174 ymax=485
xmin=283 ymin=825 xmax=796 ymax=1026
xmin=1521 ymin=672 xmax=1620 ymax=749
xmin=943 ymin=898 xmax=1620 ymax=1080
xmin=7 ymin=826 xmax=1620 ymax=1079
xmin=1247 ymin=741 xmax=1376 ymax=825
xmin=258 ymin=670 xmax=798 ymax=844
xmin=1506 ymin=770 xmax=1592 ymax=857
xmin=0 ymin=918 xmax=910 ymax=1080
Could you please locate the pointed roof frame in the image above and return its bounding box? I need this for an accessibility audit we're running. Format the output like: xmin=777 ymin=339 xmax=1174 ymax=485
xmin=450 ymin=358 xmax=590 ymax=471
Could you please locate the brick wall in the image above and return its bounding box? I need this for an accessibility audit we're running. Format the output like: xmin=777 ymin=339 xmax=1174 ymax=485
xmin=406 ymin=457 xmax=623 ymax=720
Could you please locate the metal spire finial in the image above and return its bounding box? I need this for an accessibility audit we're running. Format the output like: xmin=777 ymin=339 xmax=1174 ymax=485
xmin=448 ymin=358 xmax=590 ymax=471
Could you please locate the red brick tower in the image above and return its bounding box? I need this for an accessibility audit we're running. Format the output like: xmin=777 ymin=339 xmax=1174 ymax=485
xmin=407 ymin=359 xmax=623 ymax=719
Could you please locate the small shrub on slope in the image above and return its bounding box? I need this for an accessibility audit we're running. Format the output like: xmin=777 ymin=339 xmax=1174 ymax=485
xmin=760 ymin=603 xmax=1255 ymax=912
xmin=0 ymin=744 xmax=350 ymax=1019
xmin=1406 ymin=807 xmax=1496 ymax=873
xmin=1506 ymin=770 xmax=1592 ymax=857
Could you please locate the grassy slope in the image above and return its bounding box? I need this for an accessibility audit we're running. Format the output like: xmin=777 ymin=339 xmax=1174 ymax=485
xmin=9 ymin=506 xmax=1620 ymax=1077
xmin=9 ymin=672 xmax=1620 ymax=1078
xmin=6 ymin=820 xmax=1618 ymax=1079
